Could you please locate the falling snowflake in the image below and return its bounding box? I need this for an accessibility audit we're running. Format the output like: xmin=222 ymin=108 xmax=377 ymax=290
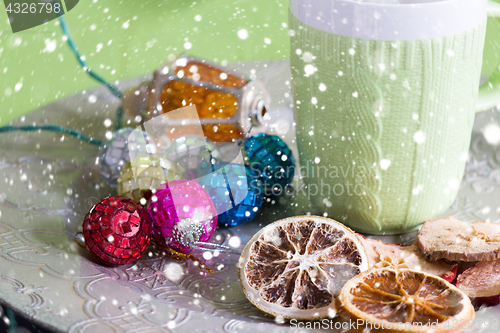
xmin=237 ymin=29 xmax=248 ymax=40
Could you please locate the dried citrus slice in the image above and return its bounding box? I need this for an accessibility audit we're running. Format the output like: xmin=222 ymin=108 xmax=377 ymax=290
xmin=456 ymin=259 xmax=500 ymax=305
xmin=361 ymin=238 xmax=457 ymax=280
xmin=238 ymin=215 xmax=369 ymax=320
xmin=338 ymin=267 xmax=475 ymax=333
xmin=417 ymin=217 xmax=500 ymax=262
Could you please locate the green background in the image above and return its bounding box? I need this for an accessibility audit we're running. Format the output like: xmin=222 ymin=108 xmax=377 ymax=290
xmin=0 ymin=0 xmax=499 ymax=125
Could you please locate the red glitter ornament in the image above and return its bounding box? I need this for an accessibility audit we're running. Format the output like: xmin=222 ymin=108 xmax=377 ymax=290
xmin=82 ymin=196 xmax=152 ymax=265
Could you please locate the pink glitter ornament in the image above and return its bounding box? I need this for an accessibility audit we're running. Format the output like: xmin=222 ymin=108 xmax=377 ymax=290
xmin=82 ymin=196 xmax=152 ymax=265
xmin=147 ymin=179 xmax=218 ymax=253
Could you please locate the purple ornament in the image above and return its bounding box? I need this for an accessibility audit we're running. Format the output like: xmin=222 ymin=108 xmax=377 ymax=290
xmin=147 ymin=179 xmax=218 ymax=253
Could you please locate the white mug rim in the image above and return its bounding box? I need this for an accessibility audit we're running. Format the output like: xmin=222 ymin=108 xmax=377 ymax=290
xmin=289 ymin=0 xmax=488 ymax=40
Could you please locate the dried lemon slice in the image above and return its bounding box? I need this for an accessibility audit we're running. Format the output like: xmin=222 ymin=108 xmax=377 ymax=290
xmin=338 ymin=267 xmax=475 ymax=333
xmin=238 ymin=215 xmax=369 ymax=320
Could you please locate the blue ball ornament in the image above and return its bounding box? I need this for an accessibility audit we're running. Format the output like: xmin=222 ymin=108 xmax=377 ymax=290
xmin=244 ymin=133 xmax=295 ymax=196
xmin=199 ymin=164 xmax=264 ymax=227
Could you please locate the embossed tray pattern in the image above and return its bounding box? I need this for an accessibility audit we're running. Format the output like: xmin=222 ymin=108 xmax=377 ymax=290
xmin=0 ymin=61 xmax=499 ymax=332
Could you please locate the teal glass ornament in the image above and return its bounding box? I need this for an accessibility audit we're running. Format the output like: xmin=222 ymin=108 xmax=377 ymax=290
xmin=244 ymin=134 xmax=295 ymax=196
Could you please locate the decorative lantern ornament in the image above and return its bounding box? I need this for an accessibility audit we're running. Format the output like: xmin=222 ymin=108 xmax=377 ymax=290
xmin=122 ymin=54 xmax=270 ymax=142
xmin=244 ymin=133 xmax=295 ymax=196
xmin=117 ymin=155 xmax=181 ymax=204
xmin=199 ymin=164 xmax=264 ymax=227
xmin=162 ymin=135 xmax=220 ymax=180
xmin=82 ymin=196 xmax=152 ymax=265
xmin=99 ymin=127 xmax=157 ymax=187
xmin=147 ymin=179 xmax=218 ymax=253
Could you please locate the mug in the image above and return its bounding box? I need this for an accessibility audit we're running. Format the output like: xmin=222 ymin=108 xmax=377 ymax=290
xmin=289 ymin=0 xmax=500 ymax=234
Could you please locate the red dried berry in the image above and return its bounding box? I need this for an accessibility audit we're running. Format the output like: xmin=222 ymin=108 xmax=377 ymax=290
xmin=82 ymin=196 xmax=152 ymax=265
xmin=440 ymin=266 xmax=458 ymax=283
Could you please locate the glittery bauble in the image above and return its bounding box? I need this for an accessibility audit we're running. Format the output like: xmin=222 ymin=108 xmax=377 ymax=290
xmin=82 ymin=196 xmax=152 ymax=265
xmin=147 ymin=179 xmax=217 ymax=253
xmin=162 ymin=136 xmax=220 ymax=180
xmin=244 ymin=133 xmax=295 ymax=196
xmin=99 ymin=128 xmax=157 ymax=188
xmin=117 ymin=155 xmax=181 ymax=204
xmin=199 ymin=164 xmax=264 ymax=227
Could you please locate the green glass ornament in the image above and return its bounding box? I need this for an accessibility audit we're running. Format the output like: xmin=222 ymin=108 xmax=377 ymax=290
xmin=117 ymin=154 xmax=181 ymax=204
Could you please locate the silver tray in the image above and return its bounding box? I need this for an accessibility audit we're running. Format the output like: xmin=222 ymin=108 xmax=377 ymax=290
xmin=1 ymin=60 xmax=499 ymax=332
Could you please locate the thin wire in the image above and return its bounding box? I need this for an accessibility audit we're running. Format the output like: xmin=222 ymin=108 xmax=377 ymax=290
xmin=237 ymin=124 xmax=254 ymax=146
xmin=56 ymin=14 xmax=123 ymax=100
xmin=0 ymin=125 xmax=102 ymax=146
xmin=164 ymin=247 xmax=215 ymax=275
xmin=191 ymin=241 xmax=241 ymax=255
xmin=245 ymin=124 xmax=255 ymax=139
xmin=55 ymin=7 xmax=123 ymax=130
xmin=115 ymin=105 xmax=124 ymax=131
xmin=6 ymin=308 xmax=16 ymax=333
xmin=205 ymin=140 xmax=237 ymax=214
xmin=222 ymin=166 xmax=237 ymax=209
xmin=0 ymin=10 xmax=126 ymax=143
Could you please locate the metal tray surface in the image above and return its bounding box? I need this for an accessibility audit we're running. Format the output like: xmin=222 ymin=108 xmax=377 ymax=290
xmin=0 ymin=60 xmax=499 ymax=332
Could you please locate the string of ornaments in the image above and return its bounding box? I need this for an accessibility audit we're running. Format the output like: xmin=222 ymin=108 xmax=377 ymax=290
xmin=1 ymin=13 xmax=296 ymax=272
xmin=97 ymin=131 xmax=295 ymax=269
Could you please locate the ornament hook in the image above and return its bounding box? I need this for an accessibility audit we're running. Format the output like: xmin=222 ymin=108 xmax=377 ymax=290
xmin=190 ymin=241 xmax=241 ymax=255
xmin=172 ymin=218 xmax=241 ymax=255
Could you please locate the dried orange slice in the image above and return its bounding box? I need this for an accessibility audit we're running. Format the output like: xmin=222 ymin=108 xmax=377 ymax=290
xmin=338 ymin=267 xmax=475 ymax=333
xmin=238 ymin=215 xmax=369 ymax=320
